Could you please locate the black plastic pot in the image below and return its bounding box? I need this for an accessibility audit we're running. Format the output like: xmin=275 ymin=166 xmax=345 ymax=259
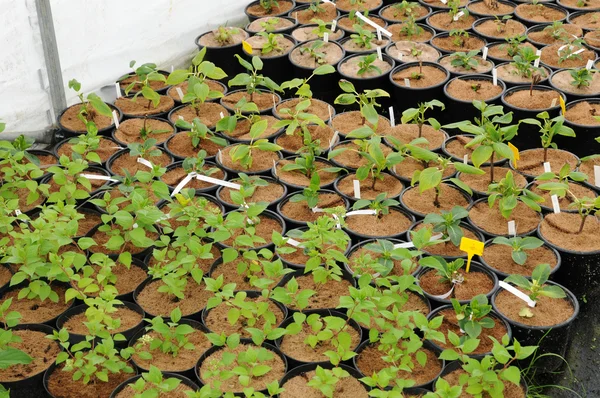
xmin=501 ymin=85 xmax=565 ymax=150
xmin=514 ymin=2 xmax=568 ymax=27
xmin=277 ymin=226 xmax=352 ymax=270
xmin=167 ymin=79 xmax=228 ymax=106
xmin=467 ymin=0 xmax=517 ymax=17
xmin=492 ymin=279 xmax=579 ymax=372
xmin=427 ymin=10 xmax=476 ymax=33
xmin=221 ymin=89 xmax=282 ymax=116
xmin=106 ymin=147 xmax=174 ymax=177
xmin=389 ymin=62 xmax=450 ymax=117
xmin=110 ymin=372 xmax=199 ymax=398
xmin=279 ymin=362 xmax=371 ymax=395
xmin=216 ymin=176 xmax=288 ymax=211
xmin=216 ymin=145 xmax=283 ymax=177
xmin=245 ymin=0 xmax=297 ymax=22
xmin=466 ymin=197 xmax=543 ymax=239
xmin=216 ymin=209 xmax=286 ymax=251
xmin=133 ymin=276 xmax=204 ymax=321
xmin=436 ymin=54 xmax=495 ymax=78
xmin=399 ymin=183 xmax=474 ymax=220
xmin=245 ymin=16 xmax=299 ymax=35
xmin=110 ymin=116 xmax=176 ymax=147
xmin=57 ymin=103 xmax=123 ymax=138
xmin=241 ymin=34 xmax=297 ymax=83
xmin=442 ymin=134 xmax=509 ymax=166
xmin=344 ymin=237 xmax=422 ymax=278
xmin=0 ymin=323 xmax=57 ymax=398
xmin=272 ymin=155 xmax=342 ymax=191
xmin=379 ymin=3 xmax=432 ymax=24
xmin=277 ymin=189 xmax=350 ymax=228
xmin=472 ymin=17 xmax=528 ymax=42
xmin=195 ymin=29 xmax=249 ymax=79
xmin=408 ymin=221 xmax=485 ymax=260
xmin=549 ymin=68 xmax=600 ymax=104
xmin=161 ymin=160 xmax=227 ymax=195
xmin=337 ymin=53 xmax=396 ymax=109
xmin=561 ymin=99 xmax=600 ymax=157
xmin=417 ymin=261 xmax=499 ymax=308
xmin=343 ymin=206 xmax=417 ymax=243
xmin=442 ymin=74 xmax=507 ymax=125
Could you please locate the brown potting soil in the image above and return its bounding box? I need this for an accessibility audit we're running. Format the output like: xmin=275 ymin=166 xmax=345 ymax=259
xmin=552 ymin=69 xmax=600 ymax=95
xmin=279 ymin=319 xmax=361 ymax=362
xmin=439 ymin=55 xmax=493 ymax=74
xmin=442 ymin=368 xmax=525 ymax=398
xmin=114 ymin=118 xmax=174 ymax=145
xmin=336 ymin=0 xmax=382 ymax=12
xmin=161 ymin=164 xmax=225 ymax=189
xmin=388 ymin=41 xmax=439 ymax=63
xmin=339 ymin=57 xmax=393 ymax=78
xmin=434 ymin=309 xmax=508 ymax=354
xmin=357 ymin=345 xmax=441 ymax=386
xmin=560 ymin=0 xmax=600 ymax=8
xmin=220 ymin=145 xmax=279 ymax=173
xmin=530 ymin=180 xmax=597 ymax=211
xmin=420 ymin=268 xmax=495 ymax=300
xmin=468 ymin=200 xmax=540 ymax=236
xmin=275 ymin=98 xmax=332 ymax=121
xmin=565 ymin=101 xmax=600 ymax=125
xmin=388 ymin=23 xmax=434 ymax=42
xmin=402 ymin=184 xmax=470 ymax=215
xmin=115 ymin=383 xmax=193 ymax=398
xmin=468 ymin=0 xmax=515 ymax=15
xmin=459 ymin=166 xmax=528 ymax=193
xmin=248 ymin=17 xmax=295 ymax=33
xmin=199 ymin=344 xmax=286 ymax=393
xmin=481 ymin=242 xmax=558 ymax=276
xmin=528 ymin=24 xmax=583 ymax=45
xmin=47 ymin=171 xmax=106 ymax=195
xmin=291 ymin=26 xmax=345 ymax=42
xmin=167 ymin=132 xmax=223 ymax=158
xmin=57 ymin=137 xmax=118 ymax=163
xmin=247 ymin=0 xmax=295 ymax=16
xmin=445 ymin=135 xmax=507 ymax=163
xmin=428 ymin=12 xmax=476 ymax=31
xmin=60 ymin=104 xmax=115 ymax=132
xmin=76 ymin=211 xmax=102 ymax=236
xmin=169 ymin=103 xmax=228 ymax=128
xmin=276 ymin=125 xmax=334 ymax=153
xmin=348 ymin=245 xmax=419 ymax=277
xmin=393 ymin=157 xmax=456 ymax=181
xmin=431 ymin=35 xmax=486 ymax=52
xmin=496 ymin=64 xmax=550 ymax=83
xmin=293 ymin=3 xmax=338 ymax=25
xmin=83 ymin=262 xmax=147 ymax=297
xmin=219 ymin=179 xmax=284 ymax=205
xmin=275 ymin=159 xmax=339 ymax=187
xmin=210 ymin=260 xmax=279 ymax=291
xmin=487 ymin=41 xmax=537 ymax=61
xmin=515 ymin=148 xmax=578 ymax=177
xmin=2 ymin=285 xmax=70 ymax=324
xmin=332 ymin=141 xmax=392 ymax=169
xmin=119 ymin=74 xmax=167 ymax=93
xmin=540 ymin=212 xmax=600 ymax=252
xmin=345 ymin=208 xmax=413 ymax=237
xmin=221 ymin=215 xmax=282 ymax=247
xmin=422 ymin=0 xmax=468 ymax=7
xmin=446 ymin=78 xmax=503 ymax=102
xmin=280 ymin=370 xmax=368 ymax=398
xmin=133 ymin=327 xmax=211 ymax=371
xmin=198 ymin=28 xmax=248 ymax=47
xmin=474 ymin=19 xmax=526 ymax=39
xmin=515 ymin=4 xmax=566 ymax=22
xmin=578 ymin=155 xmax=600 ymax=179
xmin=245 ymin=35 xmax=295 ymax=58
xmin=331 ymin=111 xmax=391 ymax=137
xmin=337 ymin=172 xmax=404 ymax=199
xmin=280 ymin=192 xmax=345 ymax=222
xmin=413 ymin=223 xmax=480 ymax=257
xmin=585 ymin=30 xmax=600 ymax=48
xmin=391 ymin=65 xmax=447 ymax=88
xmin=149 ymin=244 xmax=220 ymax=275
xmin=503 ymin=89 xmax=561 ymax=111
xmin=540 ymin=43 xmax=596 ymax=68
xmin=204 ymin=297 xmax=284 ymax=338
xmin=47 ymin=365 xmax=131 ymax=398
xmin=114 ymin=96 xmax=174 ymax=117
xmin=291 ymin=275 xmax=353 ymax=310
xmin=0 ymin=266 xmax=11 ymax=288
xmin=572 ymin=12 xmax=600 ymax=32
xmin=382 ymin=4 xmax=430 ymax=21
xmin=495 ymin=286 xmax=575 ymax=326
xmin=387 ymin=124 xmax=446 ymax=149
xmin=63 ymin=307 xmax=142 ymax=335
xmin=338 ymin=16 xmax=386 ymax=33
xmin=167 ymin=79 xmax=226 ymax=102
xmin=109 ymin=149 xmax=171 ymax=176
xmin=89 ymin=226 xmax=158 ymax=256
xmin=0 ymin=330 xmax=60 ymax=382
xmin=136 ymin=278 xmax=211 ymax=317
xmin=291 ymin=41 xmax=344 ymax=67
xmin=343 ymin=38 xmax=390 ymax=53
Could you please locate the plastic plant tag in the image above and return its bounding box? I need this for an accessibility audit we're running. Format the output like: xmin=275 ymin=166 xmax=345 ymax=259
xmin=460 ymin=237 xmax=484 ymax=273
xmin=329 ymin=131 xmax=339 ymax=149
xmin=171 ymin=172 xmax=197 ymax=196
xmin=176 ymin=87 xmax=185 ymax=101
xmin=534 ymin=50 xmax=541 ymax=67
xmin=508 ymin=220 xmax=516 ymax=237
xmin=389 ymin=106 xmax=395 ymax=127
xmin=595 ymin=165 xmax=600 ymax=187
xmin=404 ymin=78 xmax=411 ymax=87
xmin=331 ymin=19 xmax=337 ymax=32
xmin=312 ymin=207 xmax=325 ymax=213
xmin=332 ymin=213 xmax=341 ymax=229
xmin=499 ymin=281 xmax=536 ymax=307
xmin=573 ymin=48 xmax=585 ymax=55
xmin=353 ymin=180 xmax=361 ymax=199
xmin=324 ymin=32 xmax=329 ymax=43
xmin=14 ymin=209 xmax=21 ymax=216
xmin=559 ymin=95 xmax=566 ymax=114
xmin=453 ymin=11 xmax=464 ymax=21
xmin=543 ymin=162 xmax=551 ymax=173
xmin=328 ymin=105 xmax=332 ymax=121
xmin=440 ymin=0 xmax=447 ymax=4
xmin=398 ymin=52 xmax=403 ymax=61
xmin=376 ymin=46 xmax=383 ymax=61
xmin=551 ymin=195 xmax=561 ymax=214
xmin=492 ymin=68 xmax=498 ymax=86
xmin=508 ymin=142 xmax=519 ymax=169
xmin=242 ymin=40 xmax=253 ymax=54
xmin=272 ymin=159 xmax=278 ymax=176
xmin=80 ymin=173 xmax=119 ymax=182
xmin=115 ymin=82 xmax=121 ymax=98
xmin=355 ymin=12 xmax=392 ymax=37
xmin=137 ymin=157 xmax=153 ymax=169
xmin=377 ymin=29 xmax=382 ymax=41
xmin=218 ymin=149 xmax=223 ymax=163
xmin=587 ymin=59 xmax=594 ymax=70
xmin=286 ymin=238 xmax=304 ymax=247
xmin=171 ymin=65 xmax=174 ymax=73
xmin=463 ymin=154 xmax=468 ymax=164
xmin=346 ymin=209 xmax=377 ymax=217
xmin=433 ymin=285 xmax=455 ymax=300
xmin=393 ymin=234 xmax=444 ymax=249
xmin=220 ymin=112 xmax=224 ymax=119
xmin=112 ymin=110 xmax=120 ymax=129
xmin=196 ymin=174 xmax=241 ymax=190
xmin=482 ymin=46 xmax=488 ymax=61
xmin=551 ymin=98 xmax=557 ymax=108
xmin=178 ymin=115 xmax=185 ymax=120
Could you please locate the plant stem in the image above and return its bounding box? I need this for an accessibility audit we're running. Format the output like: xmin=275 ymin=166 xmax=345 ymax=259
xmin=418 ymin=123 xmax=423 ymax=138
xmin=578 ymin=215 xmax=587 ymax=233
xmin=543 ymin=147 xmax=548 ymax=163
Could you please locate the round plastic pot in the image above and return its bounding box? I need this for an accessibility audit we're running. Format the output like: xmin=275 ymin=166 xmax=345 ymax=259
xmin=501 ymin=85 xmax=565 ymax=150
xmin=436 ymin=360 xmax=529 ymax=394
xmin=442 ymin=74 xmax=506 ymax=125
xmin=466 ymin=198 xmax=543 ymax=239
xmin=57 ymin=103 xmax=123 ymax=138
xmin=441 ymin=134 xmax=508 ymax=166
xmin=220 ymin=89 xmax=282 ymax=116
xmin=133 ymin=276 xmax=203 ymax=322
xmin=128 ymin=318 xmax=209 ymax=381
xmin=276 ymin=189 xmax=350 ymax=229
xmin=274 ymin=309 xmax=362 ymax=368
xmin=333 ymin=171 xmax=405 ymax=201
xmin=337 ymin=53 xmax=396 ymax=108
xmin=163 ymin=132 xmax=227 ymax=162
xmin=110 ymin=116 xmax=175 ymax=147
xmin=525 ymin=23 xmax=579 ymax=48
xmin=215 ymin=209 xmax=286 ymax=251
xmin=436 ymin=54 xmax=495 ymax=79
xmin=195 ymin=30 xmax=249 ymax=79
xmin=561 ymin=98 xmax=600 ymax=157
xmin=287 ymin=4 xmax=342 ymax=23
xmin=399 ymin=183 xmax=474 ymax=220
xmin=549 ymin=68 xmax=600 ymax=104
xmin=117 ymin=70 xmax=171 ymax=96
xmin=344 ymin=237 xmax=423 ymax=278
xmin=161 ymin=160 xmax=227 ymax=195
xmin=106 ymin=148 xmax=174 ymax=177
xmin=493 ymin=61 xmax=551 ymax=89
xmin=53 ymin=136 xmax=119 ymax=168
xmin=245 ymin=16 xmax=299 ymax=35
xmin=389 ymin=62 xmax=450 ymax=118
xmin=467 ymin=0 xmax=517 ymax=17
xmin=110 ymin=372 xmax=199 ymax=398
xmin=168 ymin=79 xmax=228 ymax=106
xmin=343 ymin=206 xmax=416 ymax=243
xmin=241 ymin=34 xmax=297 ymax=83
xmin=427 ymin=10 xmax=476 ymax=33
xmin=408 ymin=221 xmax=485 ymax=261
xmin=417 ymin=261 xmax=500 ymax=309
xmin=429 ymin=32 xmax=488 ymax=56
xmin=277 ymin=227 xmax=353 ymax=270
xmin=0 ymin=323 xmax=57 ymax=398
xmin=278 ymin=362 xmax=371 ymax=395
xmin=491 ymin=280 xmax=579 ymax=372
xmin=216 ymin=145 xmax=283 ymax=177
xmin=272 ymin=156 xmax=341 ymax=192
xmin=245 ymin=0 xmax=297 ymax=22
xmin=379 ymin=3 xmax=432 ymax=23
xmin=472 ymin=17 xmax=528 ymax=42
xmin=85 ymin=223 xmax=155 ymax=260
xmin=117 ymin=94 xmax=174 ymax=121
xmin=514 ymin=2 xmax=568 ymax=27
xmin=427 ymin=305 xmax=513 ymax=359
xmin=216 ymin=176 xmax=287 ymax=211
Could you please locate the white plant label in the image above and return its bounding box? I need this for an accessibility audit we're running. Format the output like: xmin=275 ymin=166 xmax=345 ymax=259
xmin=219 ymin=112 xmax=224 ymax=119
xmin=463 ymin=154 xmax=468 ymax=164
xmin=331 ymin=19 xmax=337 ymax=32
xmin=218 ymin=149 xmax=223 ymax=163
xmin=355 ymin=12 xmax=392 ymax=37
xmin=594 ymin=165 xmax=600 ymax=187
xmin=551 ymin=195 xmax=561 ymax=214
xmin=499 ymin=281 xmax=536 ymax=307
xmin=115 ymin=82 xmax=121 ymax=98
xmin=312 ymin=207 xmax=325 ymax=213
xmin=534 ymin=50 xmax=541 ymax=67
xmin=328 ymin=131 xmax=339 ymax=149
xmin=573 ymin=48 xmax=585 ymax=55
xmin=353 ymin=180 xmax=361 ymax=199
xmin=196 ymin=174 xmax=241 ymax=190
xmin=453 ymin=11 xmax=464 ymax=21
xmin=393 ymin=234 xmax=444 ymax=249
xmin=377 ymin=29 xmax=382 ymax=41
xmin=551 ymin=98 xmax=557 ymax=108
xmin=80 ymin=173 xmax=119 ymax=182
xmin=176 ymin=87 xmax=185 ymax=101
xmin=14 ymin=209 xmax=21 ymax=216
xmin=272 ymin=159 xmax=278 ymax=176
xmin=376 ymin=46 xmax=383 ymax=61
xmin=482 ymin=46 xmax=488 ymax=61
xmin=171 ymin=172 xmax=197 ymax=196
xmin=137 ymin=158 xmax=153 ymax=169
xmin=328 ymin=105 xmax=332 ymax=121
xmin=492 ymin=68 xmax=498 ymax=86
xmin=440 ymin=0 xmax=447 ymax=4
xmin=112 ymin=110 xmax=120 ymax=129
xmin=543 ymin=162 xmax=551 ymax=173
xmin=323 ymin=32 xmax=329 ymax=43
xmin=389 ymin=106 xmax=395 ymax=127
xmin=286 ymin=238 xmax=304 ymax=247
xmin=398 ymin=52 xmax=403 ymax=61
xmin=346 ymin=210 xmax=377 ymax=217
xmin=404 ymin=78 xmax=411 ymax=87
xmin=587 ymin=59 xmax=594 ymax=70
xmin=508 ymin=220 xmax=516 ymax=237
xmin=434 ymin=285 xmax=455 ymax=300
xmin=178 ymin=115 xmax=184 ymax=120
xmin=332 ymin=213 xmax=342 ymax=229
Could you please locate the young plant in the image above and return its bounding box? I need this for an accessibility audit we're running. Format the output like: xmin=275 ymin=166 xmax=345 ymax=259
xmin=228 ymin=55 xmax=282 ymax=103
xmin=501 ymin=34 xmax=527 ymax=58
xmin=64 ymin=121 xmax=104 ymax=164
xmin=214 ymin=26 xmax=241 ymax=46
xmin=423 ymin=206 xmax=470 ymax=246
xmin=488 ymin=170 xmax=543 ymax=219
xmin=135 ymin=308 xmax=196 ymax=360
xmin=520 ymin=112 xmax=576 ymax=162
xmin=67 ymin=79 xmax=114 ymax=124
xmin=308 ymin=366 xmax=356 ymax=398
xmin=357 ymin=53 xmax=382 ymax=76
xmin=419 ymin=256 xmax=466 ymax=286
xmin=391 ymin=0 xmax=420 ymax=19
xmin=569 ymin=67 xmax=594 ymax=88
xmin=557 ymin=39 xmax=587 ymax=64
xmin=280 ymin=64 xmax=335 ymax=99
xmin=400 ymin=16 xmax=424 ymax=39
xmin=565 ymin=193 xmax=600 ymax=233
xmin=259 ymin=0 xmax=279 ymax=13
xmin=175 ymin=117 xmax=228 ymax=149
xmin=351 ymin=24 xmax=376 ymax=49
xmin=334 ymin=79 xmax=389 ymax=126
xmin=449 ymin=29 xmax=470 ymax=48
xmin=298 ymin=39 xmax=329 ymax=65
xmin=0 ymin=300 xmax=32 ymax=368
xmin=120 ymin=60 xmax=166 ymax=112
xmin=311 ymin=19 xmax=336 ymax=39
xmin=401 ymin=99 xmax=445 ymax=138
xmin=350 ymin=238 xmax=420 ymax=277
xmin=450 ymin=50 xmax=480 ymax=71
xmin=308 ymin=0 xmax=326 ymax=14
xmin=451 ymin=294 xmax=495 ymax=339
xmin=510 ymin=47 xmax=546 ymax=80
xmin=229 ymin=119 xmax=282 ymax=170
xmin=257 ymin=32 xmax=284 ymax=55
xmin=259 ymin=17 xmax=281 ymax=33
xmin=448 ymin=0 xmax=469 ymax=20
xmin=493 ymin=15 xmax=512 ymax=33
xmin=353 ymin=135 xmax=404 ymax=189
xmin=491 ymin=236 xmax=544 ymax=265
xmin=543 ymin=21 xmax=569 ymax=41
xmin=126 ymin=366 xmax=184 ymax=397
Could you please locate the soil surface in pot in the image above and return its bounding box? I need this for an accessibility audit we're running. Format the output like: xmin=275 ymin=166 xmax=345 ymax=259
xmin=74 ymin=211 xmax=102 ymax=237
xmin=552 ymin=69 xmax=600 ymax=95
xmin=0 ymin=329 xmax=60 ymax=382
xmin=446 ymin=78 xmax=503 ymax=101
xmin=515 ymin=4 xmax=566 ymax=22
xmin=528 ymin=24 xmax=583 ymax=45
xmin=289 ymin=275 xmax=353 ymax=310
xmin=136 ymin=278 xmax=211 ymax=317
xmin=1 ymin=285 xmax=70 ymax=324
xmin=336 ymin=0 xmax=382 ymax=12
xmin=63 ymin=306 xmax=142 ymax=335
xmin=114 ymin=382 xmax=193 ymax=398
xmin=331 ymin=141 xmax=392 ymax=169
xmin=245 ymin=34 xmax=295 ymax=58
xmin=110 ymin=150 xmax=172 ymax=176
xmin=167 ymin=79 xmax=226 ymax=102
xmin=540 ymin=212 xmax=600 ymax=252
xmin=276 ymin=125 xmax=334 ymax=153
xmin=431 ymin=35 xmax=485 ymax=52
xmin=422 ymin=0 xmax=468 ymax=7
xmin=275 ymin=98 xmax=332 ymax=121
xmin=83 ymin=262 xmax=147 ymax=298
xmin=495 ymin=285 xmax=575 ymax=326
xmin=280 ymin=370 xmax=368 ymax=398
xmin=481 ymin=242 xmax=558 ymax=276
xmin=293 ymin=3 xmax=338 ymax=25
xmin=445 ymin=135 xmax=507 ymax=163
xmin=388 ymin=41 xmax=439 ymax=63
xmin=339 ymin=16 xmax=386 ymax=33
xmin=281 ymin=192 xmax=345 ymax=223
xmin=584 ymin=30 xmax=600 ymax=48
xmin=205 ymin=297 xmax=284 ymax=337
xmin=514 ymin=148 xmax=578 ymax=177
xmin=0 ymin=266 xmax=11 ymax=288
xmin=564 ymin=101 xmax=600 ymax=125
xmin=420 ymin=269 xmax=495 ymax=300
xmin=345 ymin=208 xmax=413 ymax=237
xmin=222 ymin=91 xmax=278 ymax=113
xmin=114 ymin=118 xmax=174 ymax=145
xmin=392 ymin=65 xmax=447 ymax=88
xmin=394 ymin=157 xmax=456 ymax=181
xmin=531 ymin=180 xmax=597 ymax=211
xmin=222 ymin=215 xmax=282 ymax=247
xmin=578 ymin=155 xmax=600 ymax=179
xmin=162 ymin=164 xmax=225 ymax=190
xmin=115 ymin=96 xmax=174 ymax=117
xmin=149 ymin=244 xmax=220 ymax=275
xmin=382 ymin=4 xmax=430 ymax=21
xmin=247 ymin=0 xmax=294 ymax=17
xmin=291 ymin=41 xmax=344 ymax=66
xmin=475 ymin=19 xmax=526 ymax=39
xmin=348 ymin=244 xmax=419 ymax=277
xmin=387 ymin=124 xmax=446 ymax=150
xmin=198 ymin=28 xmax=247 ymax=47
xmin=442 ymin=368 xmax=525 ymax=398
xmin=275 ymin=159 xmax=339 ymax=187
xmin=119 ymin=74 xmax=167 ymax=93
xmin=561 ymin=0 xmax=600 ymax=8
xmin=220 ymin=145 xmax=279 ymax=173
xmin=337 ymin=173 xmax=404 ymax=199
xmin=47 ymin=171 xmax=107 ymax=196
xmin=248 ymin=17 xmax=295 ymax=33
xmin=47 ymin=365 xmax=131 ymax=398
xmin=428 ymin=12 xmax=476 ymax=31
xmin=357 ymin=345 xmax=441 ymax=386
xmin=291 ymin=26 xmax=344 ymax=42
xmin=220 ymin=179 xmax=284 ymax=205
xmin=413 ymin=223 xmax=480 ymax=257
xmin=210 ymin=260 xmax=282 ymax=291
xmin=468 ymin=0 xmax=515 ymax=15
xmin=167 ymin=132 xmax=222 ymax=158
xmin=332 ymin=112 xmax=391 ymax=137
xmin=60 ymin=104 xmax=115 ymax=132
xmin=488 ymin=41 xmax=537 ymax=61
xmin=340 ymin=56 xmax=392 ymax=78
xmin=170 ymin=103 xmax=228 ymax=128
xmin=57 ymin=137 xmax=118 ymax=163
xmin=343 ymin=38 xmax=390 ymax=53
xmin=540 ymin=43 xmax=596 ymax=69
xmin=439 ymin=55 xmax=493 ymax=74
xmin=389 ymin=24 xmax=434 ymax=42
xmin=496 ymin=63 xmax=550 ymax=83
xmin=468 ymin=200 xmax=540 ymax=236
xmin=402 ymin=184 xmax=470 ymax=215
xmin=503 ymin=89 xmax=560 ymax=110
xmin=459 ymin=166 xmax=527 ymax=193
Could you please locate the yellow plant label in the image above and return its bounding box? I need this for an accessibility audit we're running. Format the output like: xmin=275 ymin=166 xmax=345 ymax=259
xmin=460 ymin=237 xmax=484 ymax=273
xmin=508 ymin=142 xmax=520 ymax=169
xmin=242 ymin=40 xmax=253 ymax=54
xmin=175 ymin=193 xmax=190 ymax=205
xmin=559 ymin=95 xmax=566 ymax=115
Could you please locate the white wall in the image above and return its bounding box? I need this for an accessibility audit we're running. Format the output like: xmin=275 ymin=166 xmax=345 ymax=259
xmin=1 ymin=0 xmax=249 ymax=141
